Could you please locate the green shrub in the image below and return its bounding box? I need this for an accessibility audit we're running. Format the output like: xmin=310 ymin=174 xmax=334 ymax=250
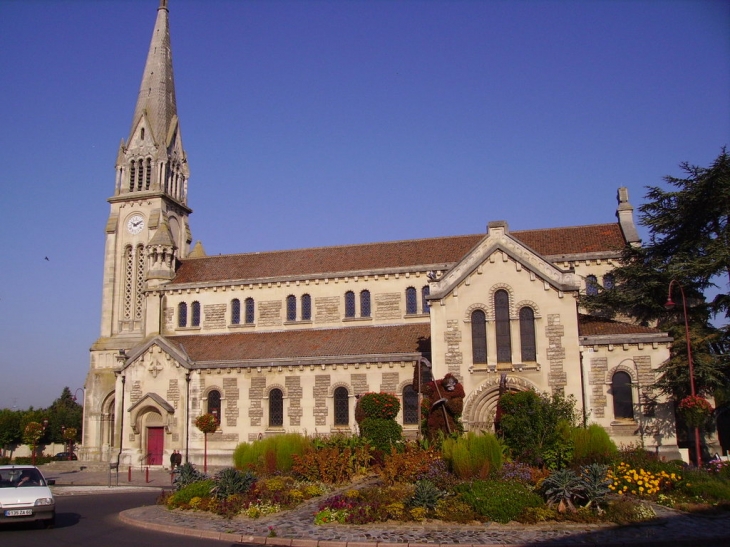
xmin=498 ymin=390 xmax=578 ymax=468
xmin=434 ymin=497 xmax=477 ymax=523
xmin=233 ymin=433 xmax=311 ymax=474
xmin=359 ymin=417 xmax=403 ymax=452
xmin=456 ymin=480 xmax=544 ymax=523
xmin=167 ymin=479 xmax=215 ymax=508
xmin=211 ymin=467 xmax=256 ymax=500
xmin=678 ymin=468 xmax=730 ymax=501
xmin=173 ymin=462 xmax=208 ymax=491
xmin=355 ymin=392 xmax=401 ymax=422
xmin=442 ymin=431 xmax=503 ymax=479
xmin=570 ymin=424 xmax=618 ymax=466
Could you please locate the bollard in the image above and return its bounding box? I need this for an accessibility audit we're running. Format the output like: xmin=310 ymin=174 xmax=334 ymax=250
xmin=146 ymin=466 xmax=149 ymax=483
xmin=128 ymin=465 xmax=132 ymax=482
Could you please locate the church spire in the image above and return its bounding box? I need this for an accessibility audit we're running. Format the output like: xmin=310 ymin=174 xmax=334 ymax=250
xmin=114 ymin=0 xmax=189 ymax=205
xmin=130 ymin=0 xmax=176 ymax=147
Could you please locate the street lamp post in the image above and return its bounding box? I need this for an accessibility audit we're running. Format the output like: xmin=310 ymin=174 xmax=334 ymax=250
xmin=664 ymin=279 xmax=702 ymax=467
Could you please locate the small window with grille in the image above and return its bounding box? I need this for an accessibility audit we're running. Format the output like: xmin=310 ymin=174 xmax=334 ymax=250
xmin=421 ymin=286 xmax=430 ymax=314
xmin=231 ymin=299 xmax=241 ymax=325
xmin=178 ymin=302 xmax=187 ymax=328
xmin=286 ymin=295 xmax=296 ymax=322
xmin=245 ymin=298 xmax=255 ymax=324
xmin=345 ymin=291 xmax=356 ymax=318
xmin=301 ymin=294 xmax=312 ymax=321
xmin=405 ymin=287 xmax=417 ymax=314
xmin=191 ymin=301 xmax=201 ymax=327
xmin=360 ymin=290 xmax=371 ymax=318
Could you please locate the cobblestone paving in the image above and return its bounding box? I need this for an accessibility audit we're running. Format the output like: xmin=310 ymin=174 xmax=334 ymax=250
xmin=119 ymin=493 xmax=730 ymax=546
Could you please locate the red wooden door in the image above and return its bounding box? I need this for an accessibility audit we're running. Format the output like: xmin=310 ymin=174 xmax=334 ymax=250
xmin=147 ymin=427 xmax=164 ymax=465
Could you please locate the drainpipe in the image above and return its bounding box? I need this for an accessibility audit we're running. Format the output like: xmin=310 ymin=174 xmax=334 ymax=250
xmin=579 ymin=349 xmax=588 ymax=428
xmin=185 ymin=371 xmax=191 ymax=463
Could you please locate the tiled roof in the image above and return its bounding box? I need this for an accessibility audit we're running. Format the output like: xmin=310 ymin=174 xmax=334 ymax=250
xmin=170 ymin=223 xmax=626 ymax=285
xmin=166 ymin=323 xmax=431 ymax=364
xmin=577 ymin=314 xmax=664 ymax=336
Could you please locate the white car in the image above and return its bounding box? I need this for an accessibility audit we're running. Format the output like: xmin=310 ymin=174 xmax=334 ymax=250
xmin=0 ymin=465 xmax=55 ymax=528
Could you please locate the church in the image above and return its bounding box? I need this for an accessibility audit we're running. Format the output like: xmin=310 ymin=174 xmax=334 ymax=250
xmin=81 ymin=1 xmax=680 ymax=467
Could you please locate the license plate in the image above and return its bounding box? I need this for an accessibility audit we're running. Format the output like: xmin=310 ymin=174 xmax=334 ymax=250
xmin=5 ymin=509 xmax=33 ymax=516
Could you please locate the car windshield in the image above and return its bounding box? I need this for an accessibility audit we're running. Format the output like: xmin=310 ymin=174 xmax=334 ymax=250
xmin=0 ymin=468 xmax=45 ymax=488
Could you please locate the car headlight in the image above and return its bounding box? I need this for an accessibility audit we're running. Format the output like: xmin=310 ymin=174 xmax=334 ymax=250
xmin=34 ymin=498 xmax=54 ymax=506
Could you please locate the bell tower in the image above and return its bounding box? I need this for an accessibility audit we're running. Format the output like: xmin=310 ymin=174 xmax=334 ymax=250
xmin=99 ymin=0 xmax=191 ymax=342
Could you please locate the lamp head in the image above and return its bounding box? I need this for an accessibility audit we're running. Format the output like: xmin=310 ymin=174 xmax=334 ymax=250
xmin=664 ymin=297 xmax=676 ymax=310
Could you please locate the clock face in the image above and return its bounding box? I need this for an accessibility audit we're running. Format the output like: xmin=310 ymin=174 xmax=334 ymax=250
xmin=127 ymin=214 xmax=145 ymax=235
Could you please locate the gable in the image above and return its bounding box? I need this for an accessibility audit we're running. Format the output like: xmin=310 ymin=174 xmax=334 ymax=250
xmin=428 ymin=222 xmax=581 ymax=301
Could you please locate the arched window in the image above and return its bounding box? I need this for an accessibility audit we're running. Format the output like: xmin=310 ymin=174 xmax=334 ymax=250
xmin=345 ymin=291 xmax=356 ymax=318
xmin=495 ymin=290 xmax=512 ymax=363
xmin=402 ymin=384 xmax=419 ymax=425
xmin=405 ymin=287 xmax=418 ymax=314
xmin=286 ymin=295 xmax=296 ymax=321
xmin=422 ymin=286 xmax=430 ymax=314
xmin=301 ymin=294 xmax=312 ymax=321
xmin=245 ymin=298 xmax=255 ymax=324
xmin=612 ymin=371 xmax=634 ymax=420
xmin=603 ymin=273 xmax=615 ymax=290
xmin=207 ymin=390 xmax=221 ymax=424
xmin=231 ymin=299 xmax=241 ymax=325
xmin=334 ymin=387 xmax=349 ymax=426
xmin=586 ymin=275 xmax=599 ymax=296
xmin=269 ymin=388 xmax=283 ymax=427
xmin=519 ymin=307 xmax=537 ymax=362
xmin=471 ymin=310 xmax=487 ymax=364
xmin=191 ymin=301 xmax=201 ymax=327
xmin=360 ymin=290 xmax=371 ymax=318
xmin=178 ymin=302 xmax=187 ymax=327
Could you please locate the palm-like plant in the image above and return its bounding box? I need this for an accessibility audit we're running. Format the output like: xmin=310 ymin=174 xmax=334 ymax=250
xmin=541 ymin=468 xmax=584 ymax=513
xmin=578 ymin=463 xmax=612 ymax=513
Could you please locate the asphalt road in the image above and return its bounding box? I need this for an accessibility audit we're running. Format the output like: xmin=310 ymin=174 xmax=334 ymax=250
xmin=0 ymin=491 xmax=249 ymax=547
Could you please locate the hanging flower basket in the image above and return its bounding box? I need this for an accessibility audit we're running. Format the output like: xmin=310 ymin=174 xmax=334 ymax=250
xmin=678 ymin=395 xmax=713 ymax=428
xmin=195 ymin=413 xmax=219 ymax=434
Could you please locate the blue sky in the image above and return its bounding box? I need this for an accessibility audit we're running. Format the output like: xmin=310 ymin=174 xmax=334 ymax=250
xmin=0 ymin=0 xmax=728 ymax=410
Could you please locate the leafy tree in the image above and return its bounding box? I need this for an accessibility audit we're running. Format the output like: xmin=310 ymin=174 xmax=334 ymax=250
xmin=0 ymin=409 xmax=22 ymax=455
xmin=582 ymin=148 xmax=730 ymax=399
xmin=46 ymin=387 xmax=83 ymax=444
